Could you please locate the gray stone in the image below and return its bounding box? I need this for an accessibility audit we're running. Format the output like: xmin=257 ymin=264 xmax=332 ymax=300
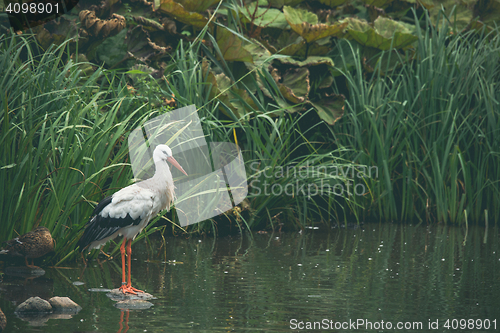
xmin=15 ymin=297 xmax=52 ymax=313
xmin=48 ymin=297 xmax=82 ymax=314
xmin=106 ymin=288 xmax=155 ymax=302
xmin=114 ymin=300 xmax=154 ymax=310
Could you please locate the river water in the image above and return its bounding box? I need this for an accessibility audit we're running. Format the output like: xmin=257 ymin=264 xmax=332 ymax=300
xmin=1 ymin=223 xmax=499 ymax=332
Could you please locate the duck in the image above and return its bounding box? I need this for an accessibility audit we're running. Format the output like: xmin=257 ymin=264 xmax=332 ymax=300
xmin=0 ymin=226 xmax=54 ymax=267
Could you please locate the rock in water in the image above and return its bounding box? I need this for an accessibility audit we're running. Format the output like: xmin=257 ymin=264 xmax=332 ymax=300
xmin=106 ymin=288 xmax=156 ymax=302
xmin=115 ymin=300 xmax=154 ymax=310
xmin=14 ymin=297 xmax=52 ymax=314
xmin=48 ymin=297 xmax=82 ymax=314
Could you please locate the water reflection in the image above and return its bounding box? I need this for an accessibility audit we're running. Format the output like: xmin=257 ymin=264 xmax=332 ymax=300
xmin=117 ymin=310 xmax=130 ymax=333
xmin=0 ymin=224 xmax=499 ymax=332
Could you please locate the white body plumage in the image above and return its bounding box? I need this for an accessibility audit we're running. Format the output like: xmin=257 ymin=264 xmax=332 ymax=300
xmin=77 ymin=144 xmax=186 ymax=251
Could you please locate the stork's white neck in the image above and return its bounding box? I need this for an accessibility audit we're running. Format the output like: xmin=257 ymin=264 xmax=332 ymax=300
xmin=148 ymin=158 xmax=175 ymax=210
xmin=152 ymin=159 xmax=172 ymax=182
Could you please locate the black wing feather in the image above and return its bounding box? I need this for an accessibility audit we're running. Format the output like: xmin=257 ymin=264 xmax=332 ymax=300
xmin=76 ymin=196 xmax=142 ymax=251
xmin=91 ymin=196 xmax=113 ymax=217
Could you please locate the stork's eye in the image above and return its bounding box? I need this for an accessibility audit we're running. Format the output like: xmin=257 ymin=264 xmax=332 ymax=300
xmin=162 ymin=150 xmax=170 ymax=157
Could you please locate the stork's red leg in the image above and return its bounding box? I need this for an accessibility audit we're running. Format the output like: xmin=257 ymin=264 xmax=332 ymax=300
xmin=118 ymin=238 xmax=127 ymax=293
xmin=125 ymin=239 xmax=143 ymax=294
xmin=119 ymin=239 xmax=143 ymax=294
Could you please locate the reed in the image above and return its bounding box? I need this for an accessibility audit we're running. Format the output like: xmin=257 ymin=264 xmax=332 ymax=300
xmin=329 ymin=10 xmax=500 ymax=224
xmin=0 ymin=33 xmax=159 ymax=261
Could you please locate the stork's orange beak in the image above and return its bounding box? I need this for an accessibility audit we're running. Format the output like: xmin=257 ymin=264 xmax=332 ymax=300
xmin=167 ymin=156 xmax=188 ymax=176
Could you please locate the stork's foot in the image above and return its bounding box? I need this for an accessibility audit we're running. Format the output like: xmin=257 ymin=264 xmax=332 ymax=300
xmin=119 ymin=284 xmax=143 ymax=295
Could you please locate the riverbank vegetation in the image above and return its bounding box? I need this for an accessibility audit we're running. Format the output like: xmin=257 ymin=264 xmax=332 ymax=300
xmin=1 ymin=1 xmax=499 ymax=264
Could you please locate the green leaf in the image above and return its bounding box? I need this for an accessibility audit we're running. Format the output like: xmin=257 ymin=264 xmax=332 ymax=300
xmin=319 ymin=0 xmax=348 ymax=6
xmin=362 ymin=0 xmax=394 ymax=7
xmin=279 ymin=67 xmax=310 ymax=104
xmin=309 ymin=93 xmax=345 ymax=125
xmin=240 ymin=2 xmax=289 ymax=29
xmin=428 ymin=0 xmax=475 ymax=31
xmin=217 ymin=27 xmax=253 ymax=62
xmin=242 ymin=38 xmax=273 ymax=68
xmin=96 ymin=29 xmax=128 ymax=67
xmin=283 ymin=6 xmax=347 ymax=43
xmin=283 ymin=5 xmax=318 ymax=25
xmin=203 ymin=60 xmax=256 ymax=120
xmin=158 ymin=0 xmax=210 ymax=28
xmin=176 ymin=0 xmax=220 ymax=12
xmin=344 ymin=17 xmax=417 ymax=50
xmin=275 ymin=30 xmax=305 ymax=56
xmin=374 ymin=16 xmax=416 ymax=37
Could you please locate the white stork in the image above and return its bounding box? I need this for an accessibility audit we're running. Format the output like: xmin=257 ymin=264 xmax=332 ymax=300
xmin=76 ymin=144 xmax=187 ymax=294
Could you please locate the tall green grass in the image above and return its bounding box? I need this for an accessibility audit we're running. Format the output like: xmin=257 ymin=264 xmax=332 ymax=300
xmin=330 ymin=11 xmax=500 ymax=224
xmin=0 ymin=33 xmax=164 ymax=262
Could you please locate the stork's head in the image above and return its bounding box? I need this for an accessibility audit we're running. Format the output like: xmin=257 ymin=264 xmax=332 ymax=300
xmin=153 ymin=144 xmax=188 ymax=176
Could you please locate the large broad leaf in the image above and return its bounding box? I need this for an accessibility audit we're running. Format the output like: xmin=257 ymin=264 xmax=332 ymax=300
xmin=243 ymin=38 xmax=273 ymax=68
xmin=361 ymin=0 xmax=394 ymax=7
xmin=344 ymin=17 xmax=417 ymax=50
xmin=175 ymin=0 xmax=220 ymax=12
xmin=217 ymin=27 xmax=253 ymax=62
xmin=274 ymin=30 xmax=306 ymax=55
xmin=95 ymin=29 xmax=128 ymax=67
xmin=278 ymin=67 xmax=310 ymax=104
xmin=33 ymin=16 xmax=78 ymax=49
xmin=428 ymin=0 xmax=475 ymax=31
xmin=203 ymin=60 xmax=256 ymax=120
xmin=319 ymin=0 xmax=349 ymax=6
xmin=309 ymin=93 xmax=345 ymax=125
xmin=239 ymin=2 xmax=289 ymax=29
xmin=374 ymin=17 xmax=416 ymax=37
xmin=242 ymin=38 xmax=277 ymax=99
xmin=283 ymin=6 xmax=347 ymax=43
xmin=158 ymin=0 xmax=210 ymax=28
